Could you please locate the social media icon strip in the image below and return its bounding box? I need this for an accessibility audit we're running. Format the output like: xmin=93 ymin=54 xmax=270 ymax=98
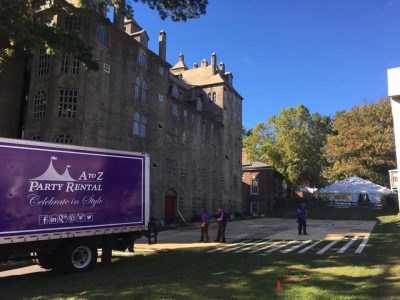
xmin=39 ymin=213 xmax=95 ymax=225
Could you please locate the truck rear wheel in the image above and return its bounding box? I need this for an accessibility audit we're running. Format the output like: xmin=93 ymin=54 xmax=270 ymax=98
xmin=55 ymin=240 xmax=98 ymax=273
xmin=33 ymin=252 xmax=55 ymax=269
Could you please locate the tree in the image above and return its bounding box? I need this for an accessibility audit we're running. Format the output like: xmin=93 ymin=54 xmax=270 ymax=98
xmin=243 ymin=104 xmax=331 ymax=188
xmin=0 ymin=0 xmax=208 ymax=70
xmin=241 ymin=125 xmax=252 ymax=140
xmin=134 ymin=0 xmax=208 ymax=21
xmin=323 ymin=98 xmax=396 ymax=187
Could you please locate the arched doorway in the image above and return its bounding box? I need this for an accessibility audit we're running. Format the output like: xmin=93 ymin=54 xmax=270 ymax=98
xmin=164 ymin=190 xmax=177 ymax=224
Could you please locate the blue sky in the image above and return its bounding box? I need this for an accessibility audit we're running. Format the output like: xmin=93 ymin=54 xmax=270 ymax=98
xmin=130 ymin=0 xmax=400 ymax=129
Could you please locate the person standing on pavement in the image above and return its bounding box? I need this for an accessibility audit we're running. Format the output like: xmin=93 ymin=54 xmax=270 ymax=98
xmin=215 ymin=207 xmax=227 ymax=243
xmin=296 ymin=202 xmax=308 ymax=235
xmin=199 ymin=207 xmax=210 ymax=242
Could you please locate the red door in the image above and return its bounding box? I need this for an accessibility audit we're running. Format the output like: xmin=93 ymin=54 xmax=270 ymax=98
xmin=164 ymin=196 xmax=176 ymax=224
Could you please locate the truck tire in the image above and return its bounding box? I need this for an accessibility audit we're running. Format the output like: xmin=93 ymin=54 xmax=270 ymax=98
xmin=54 ymin=240 xmax=98 ymax=274
xmin=33 ymin=252 xmax=55 ymax=269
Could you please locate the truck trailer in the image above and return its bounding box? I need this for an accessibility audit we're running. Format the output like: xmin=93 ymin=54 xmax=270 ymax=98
xmin=0 ymin=137 xmax=150 ymax=273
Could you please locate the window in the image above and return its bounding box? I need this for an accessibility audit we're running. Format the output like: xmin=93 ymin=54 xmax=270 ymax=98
xmin=191 ymin=113 xmax=196 ymax=124
xmin=180 ymin=163 xmax=187 ymax=182
xmin=32 ymin=135 xmax=41 ymax=141
xmin=140 ymin=116 xmax=147 ymax=137
xmin=165 ymin=159 xmax=178 ymax=177
xmin=251 ymin=179 xmax=259 ymax=195
xmin=202 ymin=168 xmax=207 ymax=186
xmin=61 ymin=53 xmax=79 ymax=75
xmin=64 ymin=16 xmax=81 ymax=30
xmin=72 ymin=57 xmax=80 ymax=74
xmin=137 ymin=48 xmax=147 ymax=66
xmin=183 ymin=109 xmax=188 ymax=120
xmin=158 ymin=94 xmax=164 ymax=102
xmin=96 ymin=25 xmax=108 ymax=45
xmin=58 ymin=89 xmax=78 ymax=118
xmin=196 ymin=99 xmax=202 ymax=111
xmin=210 ymin=144 xmax=216 ymax=158
xmin=159 ymin=66 xmax=165 ymax=75
xmin=166 ymin=133 xmax=179 ymax=152
xmin=212 ymin=92 xmax=216 ymax=103
xmin=103 ymin=63 xmax=110 ymax=74
xmin=212 ymin=169 xmax=217 ymax=187
xmin=207 ymin=93 xmax=211 ymax=101
xmin=172 ymin=103 xmax=178 ymax=117
xmin=141 ymin=80 xmax=148 ymax=102
xmin=250 ymin=202 xmax=259 ymax=214
xmin=33 ymin=91 xmax=46 ymax=119
xmin=134 ymin=76 xmax=141 ymax=100
xmin=38 ymin=48 xmax=50 ymax=76
xmin=61 ymin=53 xmax=70 ymax=74
xmin=133 ymin=112 xmax=147 ymax=137
xmin=55 ymin=134 xmax=72 ymax=144
xmin=171 ymin=85 xmax=179 ymax=99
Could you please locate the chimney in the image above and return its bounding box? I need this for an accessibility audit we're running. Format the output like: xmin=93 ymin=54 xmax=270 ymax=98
xmin=201 ymin=58 xmax=208 ymax=68
xmin=211 ymin=52 xmax=217 ymax=75
xmin=219 ymin=61 xmax=225 ymax=73
xmin=158 ymin=30 xmax=166 ymax=60
xmin=113 ymin=3 xmax=125 ymax=30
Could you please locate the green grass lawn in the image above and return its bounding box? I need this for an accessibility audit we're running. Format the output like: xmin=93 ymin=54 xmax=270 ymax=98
xmin=1 ymin=214 xmax=400 ymax=300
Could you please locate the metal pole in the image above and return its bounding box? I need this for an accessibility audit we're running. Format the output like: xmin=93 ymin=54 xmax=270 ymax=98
xmin=387 ymin=67 xmax=400 ymax=214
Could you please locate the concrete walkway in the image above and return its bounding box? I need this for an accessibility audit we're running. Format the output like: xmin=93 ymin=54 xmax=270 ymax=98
xmin=135 ymin=218 xmax=376 ymax=252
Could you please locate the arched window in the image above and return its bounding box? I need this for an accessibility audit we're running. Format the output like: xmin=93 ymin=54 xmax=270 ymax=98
xmin=33 ymin=91 xmax=47 ymax=119
xmin=212 ymin=92 xmax=216 ymax=103
xmin=134 ymin=76 xmax=141 ymax=100
xmin=141 ymin=80 xmax=148 ymax=102
xmin=55 ymin=134 xmax=72 ymax=144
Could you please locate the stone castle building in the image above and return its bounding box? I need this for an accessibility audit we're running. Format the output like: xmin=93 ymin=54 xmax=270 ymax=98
xmin=0 ymin=2 xmax=243 ymax=222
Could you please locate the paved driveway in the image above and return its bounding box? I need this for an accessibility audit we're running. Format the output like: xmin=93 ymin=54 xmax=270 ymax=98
xmin=135 ymin=217 xmax=376 ymax=252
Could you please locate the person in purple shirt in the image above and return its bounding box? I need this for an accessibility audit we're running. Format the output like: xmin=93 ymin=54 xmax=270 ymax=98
xmin=199 ymin=207 xmax=210 ymax=242
xmin=296 ymin=203 xmax=308 ymax=235
xmin=215 ymin=207 xmax=227 ymax=243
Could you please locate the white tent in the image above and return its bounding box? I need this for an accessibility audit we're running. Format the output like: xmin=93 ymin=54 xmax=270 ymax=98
xmin=317 ymin=176 xmax=394 ymax=204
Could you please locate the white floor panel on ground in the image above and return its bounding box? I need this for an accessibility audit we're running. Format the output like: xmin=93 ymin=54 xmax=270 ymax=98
xmin=205 ymin=234 xmax=371 ymax=255
xmin=316 ymin=240 xmax=341 ymax=255
xmin=282 ymin=240 xmax=313 ymax=253
xmin=337 ymin=236 xmax=358 ymax=254
xmin=234 ymin=239 xmax=271 ymax=253
xmin=355 ymin=237 xmax=369 ymax=254
xmin=266 ymin=240 xmax=298 ymax=253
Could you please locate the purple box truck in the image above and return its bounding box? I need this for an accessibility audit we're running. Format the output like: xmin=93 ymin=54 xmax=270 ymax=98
xmin=0 ymin=137 xmax=150 ymax=273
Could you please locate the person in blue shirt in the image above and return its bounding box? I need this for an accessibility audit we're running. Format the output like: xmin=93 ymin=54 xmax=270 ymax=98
xmin=215 ymin=207 xmax=227 ymax=243
xmin=199 ymin=207 xmax=210 ymax=242
xmin=296 ymin=203 xmax=308 ymax=235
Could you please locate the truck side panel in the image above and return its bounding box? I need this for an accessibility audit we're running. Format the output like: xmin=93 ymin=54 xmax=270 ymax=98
xmin=0 ymin=138 xmax=148 ymax=244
